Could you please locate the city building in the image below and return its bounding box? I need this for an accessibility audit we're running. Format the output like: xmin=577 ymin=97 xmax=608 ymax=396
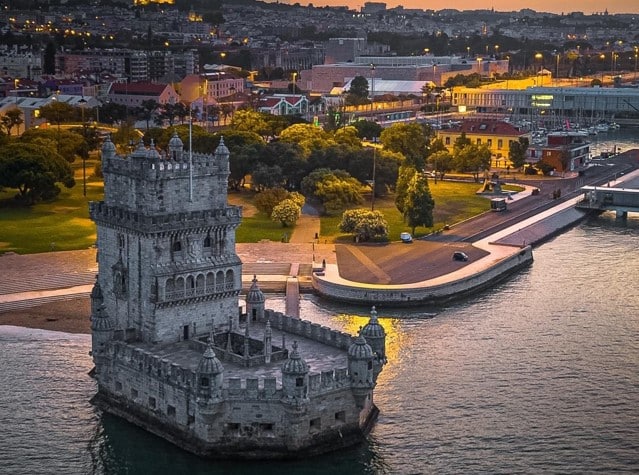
xmin=436 ymin=119 xmax=530 ymax=167
xmin=88 ymin=134 xmax=386 ymax=458
xmin=106 ymin=81 xmax=179 ymax=109
xmin=527 ymin=131 xmax=591 ymax=172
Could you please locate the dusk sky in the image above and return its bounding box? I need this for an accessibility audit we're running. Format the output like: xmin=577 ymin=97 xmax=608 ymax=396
xmin=296 ymin=0 xmax=639 ymax=15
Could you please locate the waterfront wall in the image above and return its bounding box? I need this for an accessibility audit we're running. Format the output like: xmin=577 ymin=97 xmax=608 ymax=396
xmin=312 ymin=245 xmax=533 ymax=306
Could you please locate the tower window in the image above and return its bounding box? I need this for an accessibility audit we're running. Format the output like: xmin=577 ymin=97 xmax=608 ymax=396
xmin=204 ymin=236 xmax=211 ymax=247
xmin=200 ymin=377 xmax=210 ymax=387
xmin=296 ymin=377 xmax=304 ymax=387
xmin=172 ymin=241 xmax=182 ymax=252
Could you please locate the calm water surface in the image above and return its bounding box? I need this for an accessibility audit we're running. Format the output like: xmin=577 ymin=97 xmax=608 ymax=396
xmin=1 ymin=132 xmax=638 ymax=475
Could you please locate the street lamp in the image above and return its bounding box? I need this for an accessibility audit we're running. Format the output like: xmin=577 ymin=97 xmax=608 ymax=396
xmin=534 ymin=53 xmax=543 ymax=86
xmin=370 ymin=63 xmax=375 ymax=111
xmin=292 ymin=71 xmax=297 ymax=93
xmin=599 ymin=54 xmax=606 ymax=83
xmin=494 ymin=44 xmax=499 ymax=58
xmin=13 ymin=78 xmax=19 ymax=104
xmin=477 ymin=57 xmax=482 ymax=76
xmin=78 ymin=97 xmax=88 ymax=196
xmin=634 ymin=46 xmax=638 ymax=81
xmin=555 ymin=52 xmax=560 ymax=85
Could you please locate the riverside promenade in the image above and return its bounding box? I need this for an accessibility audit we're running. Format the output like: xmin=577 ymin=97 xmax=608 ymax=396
xmin=2 ymin=151 xmax=638 ymax=320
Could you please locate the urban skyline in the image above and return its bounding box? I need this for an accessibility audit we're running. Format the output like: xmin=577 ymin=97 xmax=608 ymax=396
xmin=285 ymin=0 xmax=639 ymax=15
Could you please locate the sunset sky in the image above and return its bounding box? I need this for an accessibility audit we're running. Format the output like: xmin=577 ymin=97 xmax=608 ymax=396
xmin=297 ymin=0 xmax=639 ymax=15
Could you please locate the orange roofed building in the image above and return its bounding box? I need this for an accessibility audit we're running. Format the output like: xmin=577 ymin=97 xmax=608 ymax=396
xmin=107 ymin=82 xmax=179 ymax=109
xmin=436 ymin=119 xmax=530 ymax=168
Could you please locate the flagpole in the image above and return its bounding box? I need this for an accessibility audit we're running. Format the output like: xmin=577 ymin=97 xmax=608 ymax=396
xmin=189 ymin=104 xmax=193 ymax=202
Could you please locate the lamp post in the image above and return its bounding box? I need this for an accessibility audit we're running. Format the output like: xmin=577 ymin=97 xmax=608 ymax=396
xmin=369 ymin=136 xmax=377 ymax=211
xmin=292 ymin=71 xmax=297 ymax=93
xmin=634 ymin=46 xmax=638 ymax=81
xmin=477 ymin=57 xmax=482 ymax=76
xmin=370 ymin=63 xmax=375 ymax=112
xmin=494 ymin=44 xmax=499 ymax=58
xmin=78 ymin=97 xmax=88 ymax=196
xmin=555 ymin=52 xmax=560 ymax=85
xmin=534 ymin=53 xmax=543 ymax=86
xmin=13 ymin=78 xmax=19 ymax=104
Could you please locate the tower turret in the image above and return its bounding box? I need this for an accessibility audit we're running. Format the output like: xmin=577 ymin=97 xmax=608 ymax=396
xmin=281 ymin=341 xmax=309 ymax=400
xmin=168 ymin=131 xmax=184 ymax=161
xmin=348 ymin=335 xmax=375 ymax=409
xmin=196 ymin=341 xmax=224 ymax=401
xmin=360 ymin=306 xmax=386 ymax=378
xmin=246 ymin=275 xmax=265 ymax=322
xmin=215 ymin=137 xmax=230 ymax=172
xmin=101 ymin=135 xmax=117 ymax=161
xmin=90 ymin=278 xmax=114 ymax=372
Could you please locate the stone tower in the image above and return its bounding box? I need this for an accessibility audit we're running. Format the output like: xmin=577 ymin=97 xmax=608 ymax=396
xmin=360 ymin=306 xmax=386 ymax=378
xmin=90 ymin=134 xmax=242 ymax=344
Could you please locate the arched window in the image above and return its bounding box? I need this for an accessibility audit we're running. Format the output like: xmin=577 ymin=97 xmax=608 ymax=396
xmin=204 ymin=235 xmax=211 ymax=248
xmin=200 ymin=377 xmax=210 ymax=387
xmin=172 ymin=241 xmax=182 ymax=252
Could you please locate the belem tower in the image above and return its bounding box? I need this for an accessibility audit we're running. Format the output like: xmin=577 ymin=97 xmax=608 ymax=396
xmin=88 ymin=133 xmax=387 ymax=458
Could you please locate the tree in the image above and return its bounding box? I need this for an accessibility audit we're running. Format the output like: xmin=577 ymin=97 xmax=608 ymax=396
xmin=137 ymin=99 xmax=159 ymax=130
xmin=20 ymin=128 xmax=85 ymax=163
xmin=351 ymin=119 xmax=383 ymax=141
xmin=255 ymin=187 xmax=290 ymax=215
xmin=395 ymin=165 xmax=417 ymax=214
xmin=509 ymin=137 xmax=529 ymax=170
xmin=380 ymin=122 xmax=430 ymax=169
xmin=333 ymin=126 xmax=362 ymax=148
xmin=403 ymin=172 xmax=435 ymax=234
xmin=427 ymin=150 xmax=454 ymax=182
xmin=301 ymin=168 xmax=363 ymax=215
xmin=39 ymin=101 xmax=76 ymax=129
xmin=251 ymin=163 xmax=284 ymax=191
xmin=0 ymin=143 xmax=75 ymax=204
xmin=271 ymin=199 xmax=302 ymax=227
xmin=339 ymin=209 xmax=388 ymax=242
xmin=279 ymin=123 xmax=335 ymax=157
xmin=230 ymin=110 xmax=271 ymax=137
xmin=1 ymin=109 xmax=23 ymax=136
xmin=345 ymin=76 xmax=371 ymax=106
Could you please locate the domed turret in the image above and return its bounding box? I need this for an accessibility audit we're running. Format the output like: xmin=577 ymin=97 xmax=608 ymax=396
xmin=215 ymin=137 xmax=230 ymax=171
xmin=282 ymin=341 xmax=309 ymax=399
xmin=147 ymin=139 xmax=161 ymax=160
xmin=91 ymin=301 xmax=114 ymax=371
xmin=348 ymin=335 xmax=374 ymax=388
xmin=246 ymin=275 xmax=265 ymax=322
xmin=360 ymin=306 xmax=386 ymax=365
xmin=101 ymin=135 xmax=117 ymax=160
xmin=196 ymin=342 xmax=224 ymax=400
xmin=168 ymin=130 xmax=184 ymax=161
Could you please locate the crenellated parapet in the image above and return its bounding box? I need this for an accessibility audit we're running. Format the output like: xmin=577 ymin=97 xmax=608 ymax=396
xmin=260 ymin=310 xmax=354 ymax=350
xmin=110 ymin=341 xmax=198 ymax=390
xmin=89 ymin=201 xmax=242 ymax=234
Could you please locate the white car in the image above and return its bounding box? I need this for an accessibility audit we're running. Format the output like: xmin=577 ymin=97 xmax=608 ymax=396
xmin=400 ymin=232 xmax=413 ymax=243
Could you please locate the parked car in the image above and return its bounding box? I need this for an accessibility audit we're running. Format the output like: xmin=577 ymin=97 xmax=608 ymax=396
xmin=400 ymin=232 xmax=413 ymax=243
xmin=452 ymin=251 xmax=469 ymax=261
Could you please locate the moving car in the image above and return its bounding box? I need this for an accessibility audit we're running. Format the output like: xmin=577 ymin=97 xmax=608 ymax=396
xmin=452 ymin=251 xmax=469 ymax=261
xmin=400 ymin=232 xmax=413 ymax=243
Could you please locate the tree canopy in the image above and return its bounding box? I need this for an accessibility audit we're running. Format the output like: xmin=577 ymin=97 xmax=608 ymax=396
xmin=0 ymin=142 xmax=75 ymax=204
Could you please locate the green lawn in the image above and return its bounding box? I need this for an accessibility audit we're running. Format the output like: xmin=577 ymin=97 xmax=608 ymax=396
xmin=0 ymin=159 xmax=103 ymax=254
xmin=1 ymin=170 xmax=493 ymax=253
xmin=321 ymin=180 xmax=491 ymax=242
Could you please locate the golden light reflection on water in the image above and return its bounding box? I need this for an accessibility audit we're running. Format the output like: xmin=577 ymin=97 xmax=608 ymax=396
xmin=332 ymin=310 xmax=410 ymax=384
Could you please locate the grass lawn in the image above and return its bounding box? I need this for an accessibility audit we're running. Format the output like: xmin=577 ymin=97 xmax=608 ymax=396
xmin=1 ymin=168 xmax=492 ymax=253
xmin=0 ymin=159 xmax=103 ymax=254
xmin=321 ymin=180 xmax=491 ymax=242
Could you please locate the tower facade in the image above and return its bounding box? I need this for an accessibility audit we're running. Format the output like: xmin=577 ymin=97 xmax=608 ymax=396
xmin=90 ymin=134 xmax=241 ymax=344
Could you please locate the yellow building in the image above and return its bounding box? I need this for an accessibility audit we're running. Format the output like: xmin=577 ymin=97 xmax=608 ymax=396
xmin=436 ymin=119 xmax=530 ymax=168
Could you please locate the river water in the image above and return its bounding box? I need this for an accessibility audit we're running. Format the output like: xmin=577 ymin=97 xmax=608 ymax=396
xmin=1 ymin=132 xmax=638 ymax=475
